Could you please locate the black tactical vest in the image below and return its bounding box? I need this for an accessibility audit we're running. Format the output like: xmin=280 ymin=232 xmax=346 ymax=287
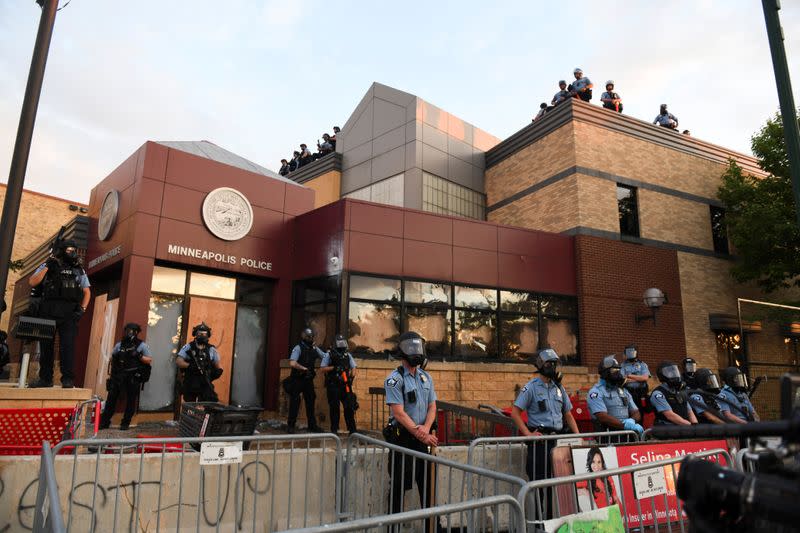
xmin=112 ymin=338 xmax=143 ymax=374
xmin=42 ymin=263 xmax=84 ymax=302
xmin=291 ymin=342 xmax=317 ymax=379
xmin=185 ymin=341 xmax=214 ymax=378
xmin=653 ymin=384 xmax=691 ymax=424
xmin=325 ymin=349 xmax=352 ymax=386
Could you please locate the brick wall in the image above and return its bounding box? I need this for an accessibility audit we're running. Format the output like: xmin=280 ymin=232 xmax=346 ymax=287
xmin=0 ymin=185 xmax=86 ymax=331
xmin=488 ymin=176 xmax=580 ymax=232
xmin=575 ymin=235 xmax=686 ymax=371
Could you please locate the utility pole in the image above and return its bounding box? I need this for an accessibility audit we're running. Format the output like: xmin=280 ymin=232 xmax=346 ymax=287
xmin=762 ymin=0 xmax=800 ymax=226
xmin=0 ymin=0 xmax=58 ymax=319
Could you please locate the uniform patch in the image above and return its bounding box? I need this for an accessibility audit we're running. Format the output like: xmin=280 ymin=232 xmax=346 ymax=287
xmin=589 ymin=392 xmax=599 ymax=399
xmin=386 ymin=377 xmax=399 ymax=388
xmin=420 ymin=373 xmax=428 ymax=383
xmin=521 ymin=385 xmax=529 ymax=393
xmin=654 ymin=392 xmax=665 ymax=400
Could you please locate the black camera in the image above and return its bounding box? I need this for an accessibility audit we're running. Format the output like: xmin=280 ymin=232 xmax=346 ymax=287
xmin=663 ymin=374 xmax=800 ymax=532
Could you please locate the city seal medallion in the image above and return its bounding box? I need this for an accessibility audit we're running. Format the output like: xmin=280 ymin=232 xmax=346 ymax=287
xmin=201 ymin=187 xmax=254 ymax=241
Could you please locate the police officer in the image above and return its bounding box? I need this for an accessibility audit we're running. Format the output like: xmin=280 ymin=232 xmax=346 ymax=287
xmin=600 ymin=80 xmax=623 ymax=112
xmin=649 ymin=361 xmax=697 ymax=426
xmin=28 ymin=240 xmax=91 ymax=388
xmin=511 ymin=349 xmax=578 ymax=477
xmin=384 ymin=331 xmax=438 ymax=519
xmin=682 ymin=357 xmax=699 ymax=389
xmin=99 ymin=323 xmax=153 ymax=430
xmin=570 ymin=68 xmax=593 ymax=102
xmin=689 ymin=368 xmax=725 ymax=424
xmin=175 ymin=323 xmax=223 ymax=402
xmin=620 ymin=344 xmax=650 ymax=410
xmin=286 ymin=328 xmax=326 ymax=433
xmin=552 ymin=80 xmax=570 ymax=106
xmin=718 ymin=366 xmax=759 ymax=423
xmin=653 ymin=104 xmax=679 ymax=129
xmin=588 ymin=355 xmax=643 ymax=438
xmin=320 ymin=334 xmax=358 ymax=435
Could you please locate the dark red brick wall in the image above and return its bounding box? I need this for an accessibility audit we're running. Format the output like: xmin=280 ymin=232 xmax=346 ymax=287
xmin=575 ymin=235 xmax=686 ymax=371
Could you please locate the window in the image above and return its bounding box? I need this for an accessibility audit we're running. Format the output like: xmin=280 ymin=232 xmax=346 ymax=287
xmin=344 ymin=274 xmax=579 ymax=363
xmin=422 ymin=172 xmax=486 ymax=220
xmin=291 ymin=276 xmax=340 ymax=350
xmin=617 ymin=184 xmax=640 ymax=238
xmin=150 ymin=266 xmax=186 ymax=294
xmin=344 ymin=174 xmax=404 ymax=207
xmin=189 ymin=272 xmax=236 ymax=299
xmin=710 ymin=206 xmax=729 ymax=254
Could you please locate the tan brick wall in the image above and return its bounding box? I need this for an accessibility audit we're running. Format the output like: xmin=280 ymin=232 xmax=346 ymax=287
xmin=0 ymin=185 xmax=86 ymax=331
xmin=485 ymin=123 xmax=575 ymax=207
xmin=280 ymin=359 xmax=595 ymax=432
xmin=575 ymin=175 xmax=618 ymax=233
xmin=488 ymin=175 xmax=580 ymax=232
xmin=638 ymin=191 xmax=713 ymax=250
xmin=304 ymin=170 xmax=342 ymax=208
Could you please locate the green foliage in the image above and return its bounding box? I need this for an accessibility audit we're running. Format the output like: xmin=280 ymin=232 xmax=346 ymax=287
xmin=717 ymin=111 xmax=800 ymax=292
xmin=8 ymin=259 xmax=24 ymax=272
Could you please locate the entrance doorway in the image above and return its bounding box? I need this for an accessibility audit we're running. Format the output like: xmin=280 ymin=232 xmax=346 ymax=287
xmin=140 ymin=266 xmax=271 ymax=411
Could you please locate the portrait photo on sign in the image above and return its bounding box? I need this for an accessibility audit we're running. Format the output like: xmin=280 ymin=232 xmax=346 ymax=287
xmin=571 ymin=446 xmax=622 ymax=512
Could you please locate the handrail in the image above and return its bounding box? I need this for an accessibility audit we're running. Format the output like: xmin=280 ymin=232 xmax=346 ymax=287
xmin=33 ymin=440 xmax=65 ymax=533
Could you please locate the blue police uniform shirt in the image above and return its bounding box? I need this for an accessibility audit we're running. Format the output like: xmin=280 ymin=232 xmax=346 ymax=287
xmin=112 ymin=341 xmax=152 ymax=357
xmin=177 ymin=343 xmax=220 ymax=363
xmin=572 ymin=77 xmax=592 ymax=92
xmin=717 ymin=385 xmax=755 ymax=419
xmin=320 ymin=351 xmax=357 ymax=369
xmin=385 ymin=367 xmax=437 ymax=426
xmin=513 ymin=377 xmax=572 ymax=431
xmin=689 ymin=392 xmax=709 ymax=415
xmin=649 ymin=387 xmax=676 ymax=413
xmin=289 ymin=344 xmax=327 ymax=361
xmin=587 ymin=380 xmax=637 ymax=421
xmin=653 ymin=112 xmax=678 ymax=127
xmin=621 ymin=361 xmax=650 ymax=387
xmin=34 ymin=262 xmax=91 ymax=288
xmin=552 ymin=90 xmax=570 ymax=105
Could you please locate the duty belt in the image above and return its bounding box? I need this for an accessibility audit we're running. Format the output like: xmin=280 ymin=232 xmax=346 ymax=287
xmin=527 ymin=426 xmax=561 ymax=435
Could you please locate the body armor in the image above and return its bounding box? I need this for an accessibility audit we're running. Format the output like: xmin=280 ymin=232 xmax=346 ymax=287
xmin=325 ymin=349 xmax=352 ymax=386
xmin=39 ymin=262 xmax=84 ymax=319
xmin=112 ymin=338 xmax=143 ymax=374
xmin=653 ymin=384 xmax=691 ymax=424
xmin=291 ymin=342 xmax=317 ymax=380
xmin=185 ymin=341 xmax=214 ymax=378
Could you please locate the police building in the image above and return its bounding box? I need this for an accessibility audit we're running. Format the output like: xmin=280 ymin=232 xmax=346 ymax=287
xmin=6 ymin=82 xmax=795 ymax=424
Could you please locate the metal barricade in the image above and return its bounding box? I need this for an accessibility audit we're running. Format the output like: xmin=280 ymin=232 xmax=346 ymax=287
xmin=32 ymin=441 xmax=65 ymax=533
xmin=342 ymin=433 xmax=527 ymax=532
xmin=34 ymin=433 xmax=342 ymax=533
xmin=518 ymin=448 xmax=732 ymax=532
xmin=436 ymin=401 xmax=519 ymax=445
xmin=368 ymin=387 xmax=388 ymax=432
xmin=284 ymin=495 xmax=525 ymax=533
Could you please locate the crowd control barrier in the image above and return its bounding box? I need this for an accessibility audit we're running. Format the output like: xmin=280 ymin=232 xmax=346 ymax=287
xmin=32 ymin=433 xmax=342 ymax=533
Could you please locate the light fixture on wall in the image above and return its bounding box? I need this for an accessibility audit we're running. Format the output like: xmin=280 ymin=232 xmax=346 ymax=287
xmin=636 ymin=287 xmax=667 ymax=326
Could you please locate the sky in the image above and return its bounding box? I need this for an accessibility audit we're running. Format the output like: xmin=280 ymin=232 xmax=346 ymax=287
xmin=1 ymin=0 xmax=799 ymax=204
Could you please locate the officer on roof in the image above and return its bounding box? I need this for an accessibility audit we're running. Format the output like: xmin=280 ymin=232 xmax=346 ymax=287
xmin=620 ymin=344 xmax=650 ymax=410
xmin=649 ymin=361 xmax=697 ymax=426
xmin=100 ymin=322 xmax=152 ymax=430
xmin=588 ymin=355 xmax=643 ymax=439
xmin=384 ymin=331 xmax=438 ymax=520
xmin=653 ymin=104 xmax=679 ymax=129
xmin=689 ymin=368 xmax=725 ymax=424
xmin=552 ymin=80 xmax=570 ymax=106
xmin=569 ymin=68 xmax=593 ymax=102
xmin=28 ymin=239 xmax=91 ymax=389
xmin=175 ymin=322 xmax=223 ymax=402
xmin=511 ymin=348 xmax=578 ymax=518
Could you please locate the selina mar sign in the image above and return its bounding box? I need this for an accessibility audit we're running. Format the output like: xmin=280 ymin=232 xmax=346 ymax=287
xmin=167 ymin=244 xmax=272 ymax=271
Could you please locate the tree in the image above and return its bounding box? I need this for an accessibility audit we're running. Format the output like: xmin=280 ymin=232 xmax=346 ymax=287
xmin=718 ymin=111 xmax=800 ymax=292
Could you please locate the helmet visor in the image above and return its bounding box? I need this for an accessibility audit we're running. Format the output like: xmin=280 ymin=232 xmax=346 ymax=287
xmin=685 ymin=361 xmax=697 ymax=373
xmin=399 ymin=337 xmax=425 ymax=357
xmin=661 ymin=365 xmax=681 ymax=380
xmin=624 ymin=347 xmax=637 ymax=360
xmin=538 ymin=349 xmax=559 ymax=365
xmin=335 ymin=338 xmax=348 ymax=349
xmin=732 ymin=372 xmax=748 ymax=389
xmin=705 ymin=374 xmax=721 ymax=390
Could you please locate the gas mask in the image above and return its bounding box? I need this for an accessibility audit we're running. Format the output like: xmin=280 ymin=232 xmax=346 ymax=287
xmin=195 ymin=333 xmax=209 ymax=345
xmin=399 ymin=336 xmax=425 ymax=367
xmin=540 ymin=361 xmax=563 ymax=383
xmin=606 ymin=368 xmax=625 ymax=387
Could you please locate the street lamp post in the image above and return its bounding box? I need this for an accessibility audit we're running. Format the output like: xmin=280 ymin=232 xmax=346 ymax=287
xmin=0 ymin=0 xmax=59 ymax=319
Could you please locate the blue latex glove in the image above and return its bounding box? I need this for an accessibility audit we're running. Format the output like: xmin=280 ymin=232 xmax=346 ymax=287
xmin=622 ymin=418 xmax=637 ymax=431
xmin=633 ymin=423 xmax=644 ymax=435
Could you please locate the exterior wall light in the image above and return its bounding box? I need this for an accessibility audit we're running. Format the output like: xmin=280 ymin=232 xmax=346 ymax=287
xmin=636 ymin=287 xmax=667 ymax=326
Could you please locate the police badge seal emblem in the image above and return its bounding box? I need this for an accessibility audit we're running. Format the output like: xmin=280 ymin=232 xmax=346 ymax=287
xmin=201 ymin=187 xmax=254 ymax=241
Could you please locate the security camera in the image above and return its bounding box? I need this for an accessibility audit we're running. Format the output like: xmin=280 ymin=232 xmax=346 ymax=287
xmin=330 ymin=256 xmax=339 ymax=266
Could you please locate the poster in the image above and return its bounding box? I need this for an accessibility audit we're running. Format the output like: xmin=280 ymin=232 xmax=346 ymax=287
xmin=571 ymin=440 xmax=728 ymax=528
xmin=542 ymin=505 xmax=624 ymax=533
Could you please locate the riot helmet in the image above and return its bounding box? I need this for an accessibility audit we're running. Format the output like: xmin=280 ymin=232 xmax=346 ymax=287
xmin=573 ymin=67 xmax=583 ymax=77
xmin=605 ymin=80 xmax=614 ymax=89
xmin=334 ymin=333 xmax=348 ymax=350
xmin=56 ymin=239 xmax=79 ymax=265
xmin=657 ymin=361 xmax=683 ymax=389
xmin=624 ymin=344 xmax=638 ymax=361
xmin=192 ymin=322 xmax=212 ymax=344
xmin=300 ymin=327 xmax=314 ymax=344
xmin=721 ymin=366 xmax=749 ymax=393
xmin=660 ymin=104 xmax=668 ymax=113
xmin=535 ymin=348 xmax=562 ymax=383
xmin=123 ymin=322 xmax=141 ymax=341
xmin=398 ymin=331 xmax=425 ymax=367
xmin=558 ymin=79 xmax=567 ymax=87
xmin=695 ymin=368 xmax=721 ymax=394
xmin=599 ymin=355 xmax=625 ymax=386
xmin=682 ymin=357 xmax=697 ymax=375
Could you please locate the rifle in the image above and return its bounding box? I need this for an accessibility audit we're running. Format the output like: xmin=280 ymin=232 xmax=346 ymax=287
xmin=28 ymin=225 xmax=67 ymax=313
xmin=183 ymin=345 xmax=218 ymax=400
xmin=339 ymin=368 xmax=359 ymax=411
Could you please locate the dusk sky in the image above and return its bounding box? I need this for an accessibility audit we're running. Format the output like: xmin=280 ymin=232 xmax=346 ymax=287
xmin=1 ymin=0 xmax=799 ymax=203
